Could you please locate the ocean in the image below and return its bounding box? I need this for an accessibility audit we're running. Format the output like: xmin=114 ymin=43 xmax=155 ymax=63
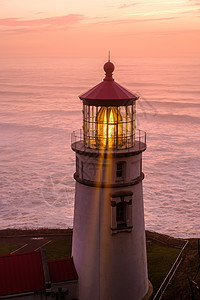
xmin=0 ymin=57 xmax=199 ymax=238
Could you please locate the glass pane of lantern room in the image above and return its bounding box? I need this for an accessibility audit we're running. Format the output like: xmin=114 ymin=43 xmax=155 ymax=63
xmin=108 ymin=107 xmax=119 ymax=149
xmin=89 ymin=105 xmax=96 ymax=148
xmin=118 ymin=106 xmax=126 ymax=148
xmin=83 ymin=104 xmax=88 ymax=146
xmin=95 ymin=106 xmax=106 ymax=149
xmin=133 ymin=104 xmax=136 ymax=145
xmin=127 ymin=105 xmax=133 ymax=148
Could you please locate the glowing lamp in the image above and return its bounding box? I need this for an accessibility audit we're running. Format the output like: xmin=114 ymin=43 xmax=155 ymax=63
xmin=79 ymin=61 xmax=139 ymax=150
xmin=96 ymin=106 xmax=122 ymax=149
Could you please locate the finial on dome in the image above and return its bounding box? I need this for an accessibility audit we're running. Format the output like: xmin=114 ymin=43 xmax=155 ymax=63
xmin=108 ymin=50 xmax=110 ymax=62
xmin=104 ymin=53 xmax=115 ymax=81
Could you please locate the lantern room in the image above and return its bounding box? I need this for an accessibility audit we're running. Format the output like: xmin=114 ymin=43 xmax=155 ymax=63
xmin=79 ymin=61 xmax=139 ymax=150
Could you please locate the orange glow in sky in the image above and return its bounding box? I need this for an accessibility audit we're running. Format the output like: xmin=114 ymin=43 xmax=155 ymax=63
xmin=0 ymin=0 xmax=200 ymax=58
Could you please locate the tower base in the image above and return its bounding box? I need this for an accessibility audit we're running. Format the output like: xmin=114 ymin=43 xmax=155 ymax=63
xmin=142 ymin=281 xmax=153 ymax=300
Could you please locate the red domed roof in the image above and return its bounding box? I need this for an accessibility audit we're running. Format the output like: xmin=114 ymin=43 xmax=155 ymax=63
xmin=79 ymin=61 xmax=139 ymax=106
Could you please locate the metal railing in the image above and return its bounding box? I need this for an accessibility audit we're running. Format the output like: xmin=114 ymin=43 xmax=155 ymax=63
xmin=71 ymin=128 xmax=146 ymax=153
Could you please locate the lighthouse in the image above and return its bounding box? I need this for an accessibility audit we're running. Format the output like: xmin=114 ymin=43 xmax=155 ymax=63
xmin=71 ymin=60 xmax=152 ymax=300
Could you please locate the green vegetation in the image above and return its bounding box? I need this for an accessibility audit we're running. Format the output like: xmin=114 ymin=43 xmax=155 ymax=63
xmin=147 ymin=244 xmax=181 ymax=295
xmin=0 ymin=242 xmax=22 ymax=255
xmin=45 ymin=239 xmax=72 ymax=260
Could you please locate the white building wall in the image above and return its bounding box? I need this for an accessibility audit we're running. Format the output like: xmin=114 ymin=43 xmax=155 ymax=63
xmin=72 ymin=183 xmax=101 ymax=300
xmin=72 ymin=152 xmax=149 ymax=300
xmin=77 ymin=153 xmax=142 ymax=184
xmin=100 ymin=183 xmax=148 ymax=300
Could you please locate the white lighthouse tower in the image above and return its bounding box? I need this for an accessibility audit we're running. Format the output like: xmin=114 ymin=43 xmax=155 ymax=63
xmin=71 ymin=60 xmax=152 ymax=300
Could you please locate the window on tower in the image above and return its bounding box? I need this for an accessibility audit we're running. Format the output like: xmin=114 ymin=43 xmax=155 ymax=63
xmin=116 ymin=201 xmax=126 ymax=228
xmin=116 ymin=162 xmax=126 ymax=181
xmin=110 ymin=191 xmax=133 ymax=234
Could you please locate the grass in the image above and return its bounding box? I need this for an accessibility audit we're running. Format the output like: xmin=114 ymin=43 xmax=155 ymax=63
xmin=0 ymin=242 xmax=23 ymax=255
xmin=147 ymin=244 xmax=181 ymax=295
xmin=45 ymin=239 xmax=72 ymax=260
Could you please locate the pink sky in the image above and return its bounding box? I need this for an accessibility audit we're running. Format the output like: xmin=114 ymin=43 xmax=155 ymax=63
xmin=0 ymin=0 xmax=200 ymax=58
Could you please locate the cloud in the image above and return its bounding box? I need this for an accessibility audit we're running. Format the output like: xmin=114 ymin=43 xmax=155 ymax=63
xmin=118 ymin=3 xmax=139 ymax=9
xmin=128 ymin=5 xmax=200 ymax=17
xmin=93 ymin=16 xmax=178 ymax=26
xmin=0 ymin=14 xmax=84 ymax=27
xmin=0 ymin=14 xmax=85 ymax=34
xmin=35 ymin=12 xmax=45 ymax=15
xmin=127 ymin=28 xmax=200 ymax=36
xmin=189 ymin=0 xmax=200 ymax=4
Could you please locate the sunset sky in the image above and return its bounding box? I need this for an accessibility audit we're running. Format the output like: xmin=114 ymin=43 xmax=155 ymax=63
xmin=0 ymin=0 xmax=200 ymax=58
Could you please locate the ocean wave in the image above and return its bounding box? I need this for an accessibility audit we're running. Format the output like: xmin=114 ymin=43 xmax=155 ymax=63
xmin=37 ymin=109 xmax=81 ymax=115
xmin=0 ymin=83 xmax=86 ymax=91
xmin=137 ymin=111 xmax=200 ymax=124
xmin=124 ymin=81 xmax=200 ymax=89
xmin=142 ymin=100 xmax=200 ymax=107
xmin=0 ymin=90 xmax=38 ymax=97
xmin=0 ymin=121 xmax=68 ymax=133
xmin=1 ymin=57 xmax=200 ymax=238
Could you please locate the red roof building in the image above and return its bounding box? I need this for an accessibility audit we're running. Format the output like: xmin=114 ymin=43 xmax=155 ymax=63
xmin=0 ymin=250 xmax=78 ymax=299
xmin=49 ymin=258 xmax=78 ymax=283
xmin=0 ymin=251 xmax=45 ymax=296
